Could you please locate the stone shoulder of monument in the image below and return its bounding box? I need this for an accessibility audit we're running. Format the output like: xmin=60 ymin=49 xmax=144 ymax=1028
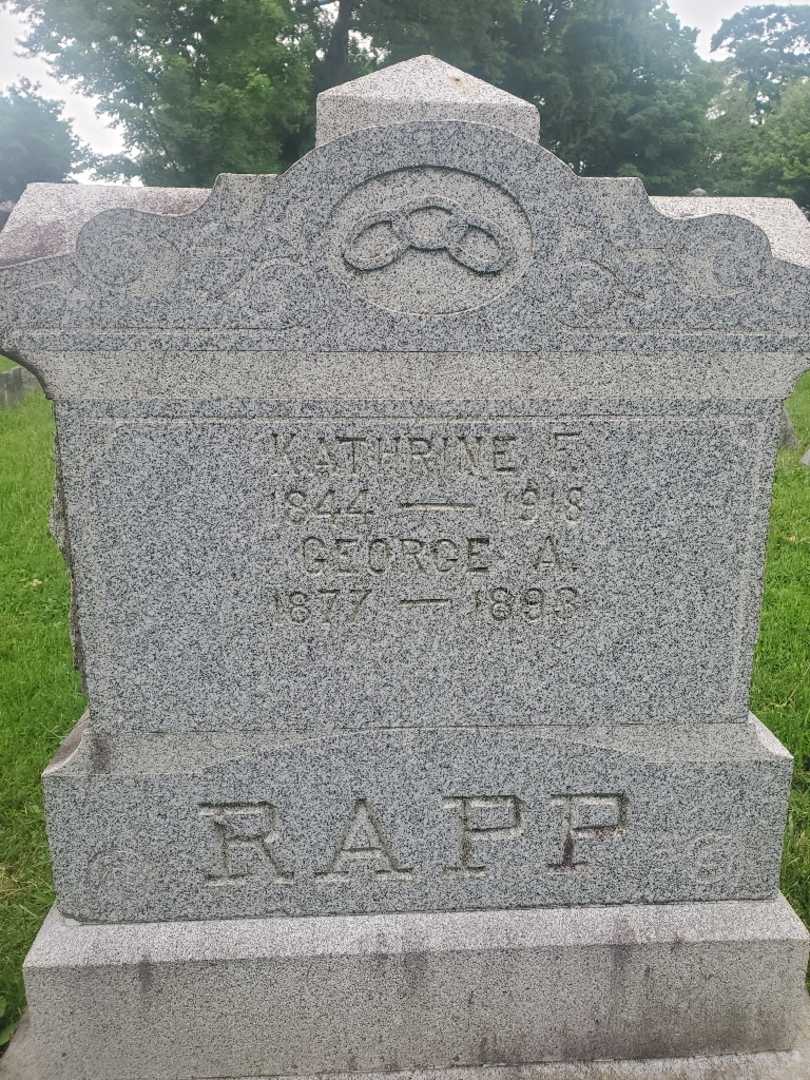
xmin=652 ymin=195 xmax=810 ymax=270
xmin=2 ymin=120 xmax=810 ymax=369
xmin=4 ymin=182 xmax=809 ymax=279
xmin=0 ymin=181 xmax=210 ymax=267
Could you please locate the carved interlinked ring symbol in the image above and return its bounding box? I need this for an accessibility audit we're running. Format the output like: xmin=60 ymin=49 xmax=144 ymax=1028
xmin=343 ymin=197 xmax=515 ymax=275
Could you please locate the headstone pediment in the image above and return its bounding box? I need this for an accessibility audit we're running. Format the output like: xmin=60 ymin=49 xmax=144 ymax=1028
xmin=3 ymin=120 xmax=810 ymax=392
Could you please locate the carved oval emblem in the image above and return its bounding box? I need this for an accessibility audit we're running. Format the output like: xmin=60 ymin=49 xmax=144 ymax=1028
xmin=343 ymin=197 xmax=516 ymax=275
xmin=328 ymin=167 xmax=532 ymax=315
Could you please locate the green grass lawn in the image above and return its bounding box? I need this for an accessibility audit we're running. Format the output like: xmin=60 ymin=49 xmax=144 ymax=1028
xmin=0 ymin=390 xmax=85 ymax=1045
xmin=751 ymin=373 xmax=810 ymax=926
xmin=0 ymin=356 xmax=17 ymax=373
xmin=0 ymin=372 xmax=809 ymax=1046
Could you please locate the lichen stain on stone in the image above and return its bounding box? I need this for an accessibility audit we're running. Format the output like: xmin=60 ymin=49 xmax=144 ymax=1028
xmin=88 ymin=734 xmax=111 ymax=774
xmin=136 ymin=953 xmax=154 ymax=993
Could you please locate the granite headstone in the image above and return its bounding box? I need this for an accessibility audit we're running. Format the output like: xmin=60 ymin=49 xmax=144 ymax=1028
xmin=2 ymin=55 xmax=810 ymax=1080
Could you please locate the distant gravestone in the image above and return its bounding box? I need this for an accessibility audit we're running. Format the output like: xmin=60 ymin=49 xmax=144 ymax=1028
xmin=0 ymin=364 xmax=41 ymax=408
xmin=782 ymin=405 xmax=801 ymax=448
xmin=2 ymin=55 xmax=810 ymax=1079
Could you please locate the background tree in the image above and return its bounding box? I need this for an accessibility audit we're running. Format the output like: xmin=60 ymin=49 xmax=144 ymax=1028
xmin=306 ymin=0 xmax=716 ymax=191
xmin=702 ymin=81 xmax=765 ymax=196
xmin=8 ymin=0 xmax=810 ymax=202
xmin=711 ymin=3 xmax=810 ymax=119
xmin=303 ymin=0 xmax=376 ymax=94
xmin=746 ymin=76 xmax=810 ymax=209
xmin=4 ymin=0 xmax=317 ymax=185
xmin=703 ymin=5 xmax=810 ymax=205
xmin=309 ymin=0 xmax=716 ymax=192
xmin=525 ymin=0 xmax=718 ymax=191
xmin=353 ymin=0 xmax=523 ymax=82
xmin=0 ymin=79 xmax=81 ymax=202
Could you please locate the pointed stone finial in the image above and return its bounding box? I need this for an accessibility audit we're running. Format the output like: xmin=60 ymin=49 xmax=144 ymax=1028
xmin=316 ymin=55 xmax=540 ymax=146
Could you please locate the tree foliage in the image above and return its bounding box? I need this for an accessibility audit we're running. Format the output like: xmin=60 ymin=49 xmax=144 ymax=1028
xmin=528 ymin=0 xmax=718 ymax=192
xmin=703 ymin=82 xmax=765 ymax=197
xmin=0 ymin=79 xmax=81 ymax=201
xmin=703 ymin=5 xmax=810 ymax=209
xmin=3 ymin=0 xmax=810 ymax=207
xmin=4 ymin=0 xmax=316 ymax=185
xmin=356 ymin=0 xmax=523 ymax=82
xmin=312 ymin=0 xmax=719 ymax=192
xmin=3 ymin=0 xmax=718 ymax=191
xmin=748 ymin=77 xmax=810 ymax=209
xmin=712 ymin=4 xmax=810 ymax=117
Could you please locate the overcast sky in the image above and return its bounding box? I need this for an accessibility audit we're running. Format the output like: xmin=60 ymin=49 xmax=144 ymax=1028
xmin=0 ymin=1 xmax=805 ymax=161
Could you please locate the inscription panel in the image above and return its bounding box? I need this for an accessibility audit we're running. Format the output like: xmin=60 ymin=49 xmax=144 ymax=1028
xmin=57 ymin=413 xmax=769 ymax=733
xmin=257 ymin=423 xmax=583 ymax=632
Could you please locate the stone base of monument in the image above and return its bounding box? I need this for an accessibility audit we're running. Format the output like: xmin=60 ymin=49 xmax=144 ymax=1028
xmin=16 ymin=899 xmax=809 ymax=1080
xmin=5 ymin=1009 xmax=810 ymax=1080
xmin=6 ymin=1012 xmax=810 ymax=1080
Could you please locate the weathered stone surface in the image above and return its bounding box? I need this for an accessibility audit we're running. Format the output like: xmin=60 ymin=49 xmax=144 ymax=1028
xmin=9 ymin=1003 xmax=810 ymax=1080
xmin=0 ymin=1013 xmax=39 ymax=1080
xmin=317 ymin=55 xmax=541 ymax=145
xmin=48 ymin=399 xmax=781 ymax=733
xmin=653 ymin=195 xmax=810 ymax=269
xmin=24 ymin=347 xmax=807 ymax=402
xmin=0 ymin=182 xmax=208 ymax=267
xmin=43 ymin=714 xmax=791 ymax=922
xmin=781 ymin=404 xmax=800 ymax=448
xmin=4 ymin=126 xmax=810 ymax=363
xmin=802 ymin=447 xmax=810 ymax=467
xmin=23 ymin=899 xmax=810 ymax=1080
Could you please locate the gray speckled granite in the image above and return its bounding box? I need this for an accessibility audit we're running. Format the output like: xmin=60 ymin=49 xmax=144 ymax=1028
xmin=4 ymin=125 xmax=810 ymax=362
xmin=52 ymin=403 xmax=780 ymax=732
xmin=0 ymin=182 xmax=208 ymax=267
xmin=22 ymin=900 xmax=810 ymax=1080
xmin=0 ymin=1012 xmax=38 ymax=1080
xmin=781 ymin=404 xmax=800 ymax=447
xmin=317 ymin=54 xmax=541 ymax=145
xmin=653 ymin=195 xmax=810 ymax=269
xmin=43 ymin=714 xmax=791 ymax=923
xmin=0 ymin=365 xmax=40 ymax=408
xmin=14 ymin=347 xmax=808 ymax=403
xmin=8 ymin=1007 xmax=810 ymax=1080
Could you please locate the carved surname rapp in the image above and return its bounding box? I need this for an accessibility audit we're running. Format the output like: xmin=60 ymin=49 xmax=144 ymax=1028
xmin=198 ymin=793 xmax=627 ymax=884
